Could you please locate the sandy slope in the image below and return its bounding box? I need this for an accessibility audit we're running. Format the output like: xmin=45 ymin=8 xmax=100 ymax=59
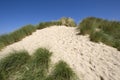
xmin=0 ymin=26 xmax=120 ymax=80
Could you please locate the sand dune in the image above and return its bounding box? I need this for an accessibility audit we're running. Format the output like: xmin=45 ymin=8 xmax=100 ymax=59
xmin=0 ymin=26 xmax=120 ymax=80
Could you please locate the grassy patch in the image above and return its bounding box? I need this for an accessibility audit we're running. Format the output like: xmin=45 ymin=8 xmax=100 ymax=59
xmin=0 ymin=50 xmax=30 ymax=80
xmin=21 ymin=48 xmax=52 ymax=80
xmin=0 ymin=48 xmax=78 ymax=80
xmin=78 ymin=17 xmax=120 ymax=50
xmin=59 ymin=17 xmax=76 ymax=27
xmin=0 ymin=25 xmax=36 ymax=50
xmin=36 ymin=17 xmax=76 ymax=29
xmin=36 ymin=21 xmax=62 ymax=29
xmin=46 ymin=60 xmax=77 ymax=80
xmin=31 ymin=48 xmax=52 ymax=69
xmin=0 ymin=17 xmax=76 ymax=50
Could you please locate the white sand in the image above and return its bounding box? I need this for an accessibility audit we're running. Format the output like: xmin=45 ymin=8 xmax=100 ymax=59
xmin=0 ymin=26 xmax=120 ymax=80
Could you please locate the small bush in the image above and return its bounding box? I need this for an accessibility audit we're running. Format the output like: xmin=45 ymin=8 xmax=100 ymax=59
xmin=21 ymin=48 xmax=52 ymax=80
xmin=46 ymin=61 xmax=76 ymax=80
xmin=59 ymin=17 xmax=76 ymax=27
xmin=0 ymin=48 xmax=78 ymax=80
xmin=114 ymin=40 xmax=120 ymax=51
xmin=32 ymin=48 xmax=52 ymax=69
xmin=0 ymin=51 xmax=30 ymax=79
xmin=78 ymin=17 xmax=120 ymax=51
xmin=77 ymin=17 xmax=102 ymax=34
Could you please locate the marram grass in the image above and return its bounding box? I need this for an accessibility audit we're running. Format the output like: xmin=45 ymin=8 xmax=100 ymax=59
xmin=0 ymin=48 xmax=78 ymax=80
xmin=78 ymin=17 xmax=120 ymax=51
xmin=0 ymin=17 xmax=76 ymax=51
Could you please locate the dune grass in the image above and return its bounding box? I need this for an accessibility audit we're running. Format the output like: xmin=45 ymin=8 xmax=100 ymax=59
xmin=46 ymin=61 xmax=77 ymax=80
xmin=21 ymin=48 xmax=52 ymax=80
xmin=36 ymin=21 xmax=62 ymax=29
xmin=0 ymin=50 xmax=30 ymax=80
xmin=0 ymin=48 xmax=77 ymax=80
xmin=78 ymin=17 xmax=120 ymax=51
xmin=59 ymin=17 xmax=76 ymax=27
xmin=36 ymin=17 xmax=76 ymax=29
xmin=0 ymin=25 xmax=36 ymax=50
xmin=0 ymin=17 xmax=76 ymax=51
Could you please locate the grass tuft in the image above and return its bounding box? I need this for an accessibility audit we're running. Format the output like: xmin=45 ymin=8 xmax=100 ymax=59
xmin=36 ymin=21 xmax=62 ymax=29
xmin=78 ymin=17 xmax=120 ymax=51
xmin=46 ymin=60 xmax=76 ymax=80
xmin=31 ymin=48 xmax=52 ymax=69
xmin=20 ymin=48 xmax=52 ymax=80
xmin=0 ymin=48 xmax=78 ymax=80
xmin=0 ymin=50 xmax=30 ymax=79
xmin=59 ymin=17 xmax=76 ymax=27
xmin=36 ymin=17 xmax=76 ymax=29
xmin=0 ymin=25 xmax=36 ymax=50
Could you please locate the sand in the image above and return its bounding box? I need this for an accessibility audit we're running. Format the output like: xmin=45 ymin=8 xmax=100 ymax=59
xmin=0 ymin=26 xmax=120 ymax=80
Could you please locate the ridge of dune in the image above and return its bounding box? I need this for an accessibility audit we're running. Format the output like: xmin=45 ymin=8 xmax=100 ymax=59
xmin=0 ymin=26 xmax=120 ymax=80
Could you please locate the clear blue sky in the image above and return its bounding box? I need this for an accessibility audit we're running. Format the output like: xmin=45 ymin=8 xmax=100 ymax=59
xmin=0 ymin=0 xmax=120 ymax=34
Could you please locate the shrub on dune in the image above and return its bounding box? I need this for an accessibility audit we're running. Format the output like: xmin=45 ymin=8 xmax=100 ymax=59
xmin=46 ymin=61 xmax=77 ymax=80
xmin=0 ymin=48 xmax=78 ymax=80
xmin=0 ymin=51 xmax=30 ymax=79
xmin=21 ymin=48 xmax=52 ymax=80
xmin=59 ymin=17 xmax=76 ymax=27
xmin=78 ymin=17 xmax=120 ymax=51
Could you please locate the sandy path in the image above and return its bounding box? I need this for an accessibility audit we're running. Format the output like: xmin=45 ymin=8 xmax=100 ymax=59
xmin=0 ymin=26 xmax=120 ymax=80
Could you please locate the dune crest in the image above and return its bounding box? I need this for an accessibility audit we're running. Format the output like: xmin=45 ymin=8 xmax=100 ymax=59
xmin=0 ymin=26 xmax=120 ymax=80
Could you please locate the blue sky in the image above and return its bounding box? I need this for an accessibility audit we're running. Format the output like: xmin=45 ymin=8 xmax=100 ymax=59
xmin=0 ymin=0 xmax=120 ymax=34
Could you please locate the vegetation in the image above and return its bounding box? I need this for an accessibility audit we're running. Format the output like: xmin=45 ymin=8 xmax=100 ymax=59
xmin=46 ymin=61 xmax=77 ymax=80
xmin=36 ymin=17 xmax=76 ymax=29
xmin=36 ymin=21 xmax=62 ymax=29
xmin=0 ymin=17 xmax=76 ymax=50
xmin=0 ymin=50 xmax=30 ymax=80
xmin=21 ymin=48 xmax=52 ymax=80
xmin=78 ymin=17 xmax=120 ymax=50
xmin=0 ymin=25 xmax=36 ymax=50
xmin=0 ymin=16 xmax=120 ymax=50
xmin=0 ymin=48 xmax=77 ymax=80
xmin=59 ymin=17 xmax=76 ymax=27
